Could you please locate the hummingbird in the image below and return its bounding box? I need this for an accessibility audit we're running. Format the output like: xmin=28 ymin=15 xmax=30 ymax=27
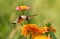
xmin=12 ymin=14 xmax=37 ymax=24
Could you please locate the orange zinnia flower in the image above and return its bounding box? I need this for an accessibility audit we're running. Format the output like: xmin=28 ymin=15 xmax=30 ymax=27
xmin=50 ymin=26 xmax=56 ymax=32
xmin=16 ymin=6 xmax=30 ymax=10
xmin=21 ymin=24 xmax=43 ymax=36
xmin=21 ymin=24 xmax=56 ymax=37
xmin=42 ymin=26 xmax=56 ymax=33
xmin=42 ymin=26 xmax=49 ymax=33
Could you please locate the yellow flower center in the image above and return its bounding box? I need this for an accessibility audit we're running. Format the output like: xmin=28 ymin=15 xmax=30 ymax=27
xmin=33 ymin=35 xmax=46 ymax=39
xmin=20 ymin=6 xmax=27 ymax=10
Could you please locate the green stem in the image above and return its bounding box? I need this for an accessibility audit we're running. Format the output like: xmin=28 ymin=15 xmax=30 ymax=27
xmin=22 ymin=10 xmax=25 ymax=15
xmin=18 ymin=35 xmax=23 ymax=39
xmin=27 ymin=34 xmax=32 ymax=39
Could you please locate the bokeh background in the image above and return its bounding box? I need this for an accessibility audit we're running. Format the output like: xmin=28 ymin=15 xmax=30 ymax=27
xmin=0 ymin=0 xmax=60 ymax=39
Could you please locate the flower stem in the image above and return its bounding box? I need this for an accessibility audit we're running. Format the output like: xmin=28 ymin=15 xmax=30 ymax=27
xmin=22 ymin=10 xmax=25 ymax=15
xmin=27 ymin=34 xmax=32 ymax=39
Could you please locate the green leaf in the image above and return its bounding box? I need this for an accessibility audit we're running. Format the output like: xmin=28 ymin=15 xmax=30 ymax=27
xmin=46 ymin=23 xmax=51 ymax=28
xmin=50 ymin=31 xmax=57 ymax=39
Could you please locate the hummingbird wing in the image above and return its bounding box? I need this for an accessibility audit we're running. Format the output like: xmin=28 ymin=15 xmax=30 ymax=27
xmin=12 ymin=18 xmax=18 ymax=24
xmin=26 ymin=14 xmax=37 ymax=21
xmin=27 ymin=14 xmax=37 ymax=19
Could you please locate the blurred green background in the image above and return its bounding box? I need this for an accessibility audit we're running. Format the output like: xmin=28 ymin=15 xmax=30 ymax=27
xmin=0 ymin=0 xmax=60 ymax=39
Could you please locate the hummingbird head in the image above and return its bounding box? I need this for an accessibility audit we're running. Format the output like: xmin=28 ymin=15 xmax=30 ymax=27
xmin=20 ymin=15 xmax=27 ymax=20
